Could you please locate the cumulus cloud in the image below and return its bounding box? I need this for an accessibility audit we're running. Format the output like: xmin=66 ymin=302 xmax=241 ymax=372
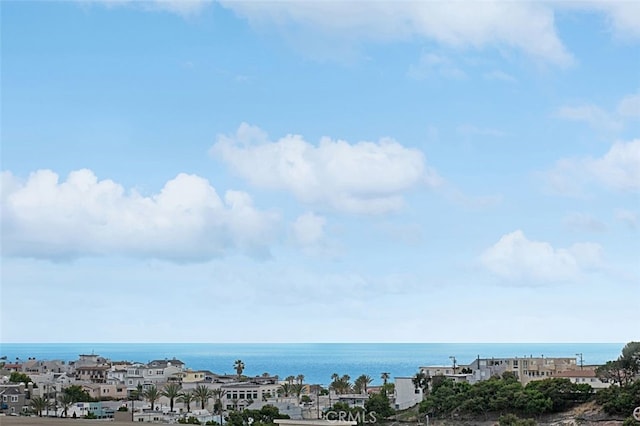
xmin=546 ymin=139 xmax=640 ymax=195
xmin=480 ymin=230 xmax=603 ymax=283
xmin=1 ymin=169 xmax=278 ymax=261
xmin=210 ymin=123 xmax=441 ymax=214
xmin=219 ymin=1 xmax=573 ymax=66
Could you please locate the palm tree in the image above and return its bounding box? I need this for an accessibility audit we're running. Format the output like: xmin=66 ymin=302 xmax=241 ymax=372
xmin=143 ymin=385 xmax=160 ymax=411
xmin=30 ymin=396 xmax=48 ymax=417
xmin=211 ymin=388 xmax=227 ymax=424
xmin=354 ymin=374 xmax=373 ymax=394
xmin=381 ymin=372 xmax=390 ymax=386
xmin=278 ymin=383 xmax=291 ymax=397
xmin=412 ymin=371 xmax=430 ymax=398
xmin=58 ymin=393 xmax=74 ymax=417
xmin=234 ymin=360 xmax=245 ymax=380
xmin=291 ymin=383 xmax=304 ymax=403
xmin=178 ymin=390 xmax=195 ymax=413
xmin=135 ymin=383 xmax=144 ymax=401
xmin=161 ymin=382 xmax=182 ymax=413
xmin=193 ymin=384 xmax=213 ymax=410
xmin=296 ymin=374 xmax=305 ymax=384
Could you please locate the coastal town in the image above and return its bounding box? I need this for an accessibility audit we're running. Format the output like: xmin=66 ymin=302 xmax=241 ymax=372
xmin=0 ymin=350 xmax=622 ymax=424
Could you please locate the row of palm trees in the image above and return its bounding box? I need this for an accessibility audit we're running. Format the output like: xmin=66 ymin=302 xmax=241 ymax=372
xmin=330 ymin=373 xmax=374 ymax=394
xmin=141 ymin=383 xmax=227 ymax=414
xmin=29 ymin=390 xmax=80 ymax=417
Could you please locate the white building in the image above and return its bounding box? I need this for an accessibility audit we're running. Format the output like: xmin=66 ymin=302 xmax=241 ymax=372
xmin=393 ymin=377 xmax=422 ymax=410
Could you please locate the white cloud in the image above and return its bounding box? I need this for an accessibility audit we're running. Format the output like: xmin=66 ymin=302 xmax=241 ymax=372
xmin=210 ymin=123 xmax=441 ymax=214
xmin=83 ymin=0 xmax=212 ymax=17
xmin=483 ymin=70 xmax=518 ymax=83
xmin=555 ymin=92 xmax=640 ymax=132
xmin=584 ymin=1 xmax=640 ymax=39
xmin=220 ymin=1 xmax=573 ymax=66
xmin=546 ymin=139 xmax=640 ymax=195
xmin=617 ymin=93 xmax=640 ymax=119
xmin=408 ymin=53 xmax=466 ymax=80
xmin=555 ymin=104 xmax=621 ymax=132
xmin=615 ymin=209 xmax=638 ymax=229
xmin=291 ymin=212 xmax=326 ymax=247
xmin=563 ymin=212 xmax=607 ymax=232
xmin=480 ymin=230 xmax=603 ymax=283
xmin=1 ymin=169 xmax=278 ymax=261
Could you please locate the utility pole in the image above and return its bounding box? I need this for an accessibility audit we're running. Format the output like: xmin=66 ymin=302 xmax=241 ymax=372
xmin=449 ymin=356 xmax=457 ymax=374
xmin=576 ymin=353 xmax=584 ymax=370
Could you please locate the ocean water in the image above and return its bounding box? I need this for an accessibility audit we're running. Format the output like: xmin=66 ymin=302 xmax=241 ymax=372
xmin=0 ymin=343 xmax=623 ymax=385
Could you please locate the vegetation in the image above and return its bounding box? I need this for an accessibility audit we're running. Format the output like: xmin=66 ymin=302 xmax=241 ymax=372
xmin=419 ymin=374 xmax=592 ymax=420
xmin=330 ymin=373 xmax=352 ymax=394
xmin=354 ymin=374 xmax=373 ymax=394
xmin=364 ymin=392 xmax=395 ymax=420
xmin=58 ymin=392 xmax=75 ymax=417
xmin=498 ymin=413 xmax=536 ymax=426
xmin=9 ymin=372 xmax=33 ymax=384
xmin=162 ymin=382 xmax=182 ymax=412
xmin=143 ymin=385 xmax=161 ymax=410
xmin=212 ymin=388 xmax=227 ymax=424
xmin=226 ymin=404 xmax=290 ymax=426
xmin=63 ymin=385 xmax=93 ymax=403
xmin=234 ymin=359 xmax=245 ymax=379
xmin=29 ymin=396 xmax=48 ymax=417
xmin=412 ymin=371 xmax=430 ymax=397
xmin=193 ymin=384 xmax=213 ymax=410
xmin=179 ymin=390 xmax=196 ymax=413
xmin=594 ymin=341 xmax=640 ymax=416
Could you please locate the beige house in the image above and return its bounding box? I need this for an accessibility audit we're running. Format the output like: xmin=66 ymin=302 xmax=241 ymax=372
xmin=554 ymin=368 xmax=610 ymax=389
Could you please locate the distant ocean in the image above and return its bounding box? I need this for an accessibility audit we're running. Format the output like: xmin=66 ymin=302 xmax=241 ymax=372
xmin=0 ymin=343 xmax=622 ymax=385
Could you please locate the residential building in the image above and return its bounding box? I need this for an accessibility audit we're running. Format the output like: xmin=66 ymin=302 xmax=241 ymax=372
xmin=554 ymin=368 xmax=610 ymax=389
xmin=0 ymin=383 xmax=28 ymax=415
xmin=76 ymin=365 xmax=109 ymax=383
xmin=393 ymin=377 xmax=422 ymax=410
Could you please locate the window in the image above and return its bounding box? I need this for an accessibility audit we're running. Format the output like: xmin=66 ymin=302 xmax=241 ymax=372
xmin=513 ymin=360 xmax=518 ymax=368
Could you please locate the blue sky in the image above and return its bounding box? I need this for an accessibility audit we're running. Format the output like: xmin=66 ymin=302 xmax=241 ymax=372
xmin=1 ymin=0 xmax=639 ymax=343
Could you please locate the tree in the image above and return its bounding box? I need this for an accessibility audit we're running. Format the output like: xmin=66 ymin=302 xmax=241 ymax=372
xmin=296 ymin=374 xmax=305 ymax=385
xmin=9 ymin=372 xmax=32 ymax=384
xmin=30 ymin=396 xmax=48 ymax=417
xmin=162 ymin=382 xmax=182 ymax=413
xmin=412 ymin=371 xmax=430 ymax=397
xmin=278 ymin=383 xmax=289 ymax=397
xmin=58 ymin=393 xmax=74 ymax=417
xmin=178 ymin=390 xmax=196 ymax=413
xmin=62 ymin=385 xmax=92 ymax=403
xmin=330 ymin=374 xmax=352 ymax=395
xmin=212 ymin=388 xmax=227 ymax=424
xmin=365 ymin=393 xmax=395 ymax=420
xmin=621 ymin=342 xmax=640 ymax=377
xmin=143 ymin=385 xmax=160 ymax=411
xmin=291 ymin=383 xmax=304 ymax=402
xmin=381 ymin=373 xmax=390 ymax=386
xmin=354 ymin=375 xmax=373 ymax=394
xmin=194 ymin=384 xmax=213 ymax=410
xmin=234 ymin=360 xmax=245 ymax=379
